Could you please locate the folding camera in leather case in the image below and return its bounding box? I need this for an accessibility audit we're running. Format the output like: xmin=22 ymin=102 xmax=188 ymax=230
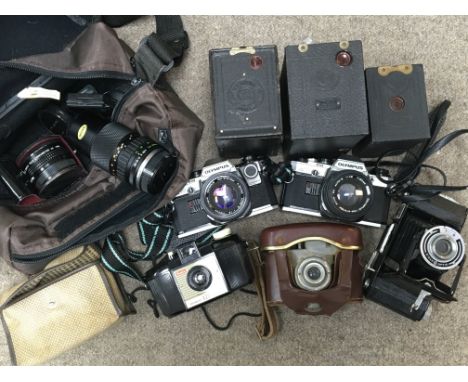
xmin=261 ymin=223 xmax=363 ymax=316
xmin=353 ymin=64 xmax=431 ymax=158
xmin=210 ymin=45 xmax=283 ymax=158
xmin=281 ymin=40 xmax=369 ymax=158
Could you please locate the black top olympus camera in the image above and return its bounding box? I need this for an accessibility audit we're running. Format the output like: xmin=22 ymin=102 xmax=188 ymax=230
xmin=146 ymin=230 xmax=253 ymax=317
xmin=363 ymin=195 xmax=467 ymax=321
xmin=172 ymin=159 xmax=278 ymax=238
xmin=281 ymin=156 xmax=390 ymax=227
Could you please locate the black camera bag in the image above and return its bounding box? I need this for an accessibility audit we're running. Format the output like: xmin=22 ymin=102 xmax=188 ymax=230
xmin=0 ymin=16 xmax=204 ymax=274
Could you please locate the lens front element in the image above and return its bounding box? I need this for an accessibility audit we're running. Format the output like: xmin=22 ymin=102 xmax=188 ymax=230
xmin=420 ymin=225 xmax=465 ymax=271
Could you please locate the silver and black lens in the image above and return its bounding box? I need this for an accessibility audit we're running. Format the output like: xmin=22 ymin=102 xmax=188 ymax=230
xmin=420 ymin=225 xmax=465 ymax=271
xmin=89 ymin=123 xmax=177 ymax=195
xmin=295 ymin=257 xmax=332 ymax=292
xmin=200 ymin=172 xmax=250 ymax=223
xmin=321 ymin=170 xmax=373 ymax=221
xmin=16 ymin=138 xmax=84 ymax=198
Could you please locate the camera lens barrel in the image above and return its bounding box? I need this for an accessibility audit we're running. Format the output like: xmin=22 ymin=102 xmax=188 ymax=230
xmin=321 ymin=170 xmax=374 ymax=222
xmin=90 ymin=122 xmax=177 ymax=195
xmin=17 ymin=139 xmax=84 ymax=198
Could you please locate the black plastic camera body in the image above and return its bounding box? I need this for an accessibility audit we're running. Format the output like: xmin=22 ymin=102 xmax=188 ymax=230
xmin=281 ymin=156 xmax=390 ymax=227
xmin=172 ymin=159 xmax=278 ymax=239
xmin=146 ymin=233 xmax=253 ymax=317
xmin=363 ymin=195 xmax=467 ymax=321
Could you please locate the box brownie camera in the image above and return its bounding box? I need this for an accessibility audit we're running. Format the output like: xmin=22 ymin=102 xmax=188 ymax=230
xmin=353 ymin=64 xmax=431 ymax=158
xmin=209 ymin=45 xmax=282 ymax=158
xmin=281 ymin=40 xmax=369 ymax=158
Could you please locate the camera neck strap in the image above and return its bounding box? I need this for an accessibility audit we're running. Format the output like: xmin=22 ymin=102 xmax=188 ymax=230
xmin=371 ymin=100 xmax=468 ymax=201
xmin=101 ymin=209 xmax=174 ymax=282
xmin=247 ymin=242 xmax=279 ymax=339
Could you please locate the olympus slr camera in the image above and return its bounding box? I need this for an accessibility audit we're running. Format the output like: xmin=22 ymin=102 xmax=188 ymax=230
xmin=363 ymin=195 xmax=467 ymax=320
xmin=172 ymin=159 xmax=278 ymax=238
xmin=262 ymin=223 xmax=364 ymax=316
xmin=146 ymin=230 xmax=253 ymax=317
xmin=281 ymin=156 xmax=390 ymax=227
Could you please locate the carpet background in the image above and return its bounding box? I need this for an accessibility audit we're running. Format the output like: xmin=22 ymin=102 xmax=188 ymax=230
xmin=1 ymin=15 xmax=467 ymax=365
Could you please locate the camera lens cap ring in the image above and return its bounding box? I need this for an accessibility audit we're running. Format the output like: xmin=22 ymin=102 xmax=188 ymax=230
xmin=321 ymin=170 xmax=374 ymax=222
xmin=420 ymin=225 xmax=465 ymax=271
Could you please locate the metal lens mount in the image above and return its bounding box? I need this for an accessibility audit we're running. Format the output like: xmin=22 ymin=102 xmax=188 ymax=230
xmin=420 ymin=225 xmax=465 ymax=271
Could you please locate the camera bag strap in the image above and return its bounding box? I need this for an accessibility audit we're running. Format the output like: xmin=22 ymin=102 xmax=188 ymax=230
xmin=247 ymin=241 xmax=278 ymax=339
xmin=133 ymin=16 xmax=189 ymax=84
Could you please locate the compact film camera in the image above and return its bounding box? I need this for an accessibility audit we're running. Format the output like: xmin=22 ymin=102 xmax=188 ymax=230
xmin=146 ymin=229 xmax=253 ymax=317
xmin=363 ymin=195 xmax=467 ymax=320
xmin=281 ymin=156 xmax=390 ymax=227
xmin=172 ymin=159 xmax=278 ymax=238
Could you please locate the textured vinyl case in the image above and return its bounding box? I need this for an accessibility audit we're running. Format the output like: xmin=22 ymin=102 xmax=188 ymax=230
xmin=210 ymin=45 xmax=282 ymax=158
xmin=281 ymin=40 xmax=369 ymax=158
xmin=353 ymin=64 xmax=430 ymax=158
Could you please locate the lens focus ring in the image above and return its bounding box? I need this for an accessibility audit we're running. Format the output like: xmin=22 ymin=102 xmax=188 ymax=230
xmin=90 ymin=122 xmax=131 ymax=173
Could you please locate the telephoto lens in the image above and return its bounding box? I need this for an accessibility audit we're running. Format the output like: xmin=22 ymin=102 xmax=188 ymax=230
xmin=16 ymin=137 xmax=85 ymax=198
xmin=39 ymin=105 xmax=177 ymax=195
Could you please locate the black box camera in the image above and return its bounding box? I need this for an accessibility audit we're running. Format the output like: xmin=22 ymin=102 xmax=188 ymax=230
xmin=209 ymin=45 xmax=282 ymax=158
xmin=353 ymin=64 xmax=431 ymax=158
xmin=281 ymin=40 xmax=369 ymax=158
xmin=146 ymin=231 xmax=253 ymax=317
xmin=363 ymin=195 xmax=467 ymax=320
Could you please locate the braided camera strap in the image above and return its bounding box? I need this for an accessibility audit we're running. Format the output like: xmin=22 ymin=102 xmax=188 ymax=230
xmin=247 ymin=241 xmax=278 ymax=339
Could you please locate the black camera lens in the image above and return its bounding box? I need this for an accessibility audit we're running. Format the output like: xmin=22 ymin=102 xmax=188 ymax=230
xmin=16 ymin=138 xmax=84 ymax=198
xmin=187 ymin=266 xmax=212 ymax=291
xmin=89 ymin=123 xmax=177 ymax=195
xmin=201 ymin=173 xmax=250 ymax=223
xmin=40 ymin=106 xmax=177 ymax=195
xmin=321 ymin=170 xmax=373 ymax=222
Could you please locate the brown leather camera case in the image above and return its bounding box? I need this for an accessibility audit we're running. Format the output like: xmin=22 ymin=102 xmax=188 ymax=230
xmin=261 ymin=223 xmax=364 ymax=315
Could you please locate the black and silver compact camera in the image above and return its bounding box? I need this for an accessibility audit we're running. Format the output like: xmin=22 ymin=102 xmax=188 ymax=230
xmin=172 ymin=159 xmax=278 ymax=238
xmin=363 ymin=195 xmax=467 ymax=320
xmin=281 ymin=156 xmax=390 ymax=227
xmin=146 ymin=230 xmax=253 ymax=317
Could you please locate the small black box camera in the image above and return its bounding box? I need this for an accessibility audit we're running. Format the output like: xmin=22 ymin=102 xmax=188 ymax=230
xmin=146 ymin=233 xmax=253 ymax=317
xmin=353 ymin=64 xmax=431 ymax=158
xmin=209 ymin=45 xmax=282 ymax=158
xmin=281 ymin=40 xmax=369 ymax=158
xmin=363 ymin=195 xmax=467 ymax=321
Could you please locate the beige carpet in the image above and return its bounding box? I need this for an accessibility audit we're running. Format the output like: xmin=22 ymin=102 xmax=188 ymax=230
xmin=1 ymin=15 xmax=468 ymax=366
